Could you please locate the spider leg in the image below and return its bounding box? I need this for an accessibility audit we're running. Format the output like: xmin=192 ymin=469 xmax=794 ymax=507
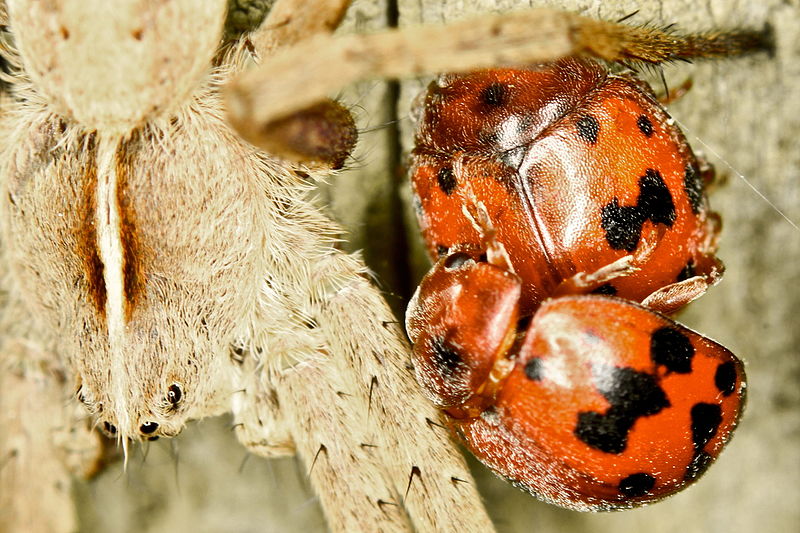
xmin=0 ymin=305 xmax=104 ymax=533
xmin=225 ymin=8 xmax=772 ymax=135
xmin=230 ymin=352 xmax=295 ymax=458
xmin=306 ymin=260 xmax=494 ymax=532
xmin=228 ymin=0 xmax=358 ymax=167
xmin=251 ymin=0 xmax=353 ymax=54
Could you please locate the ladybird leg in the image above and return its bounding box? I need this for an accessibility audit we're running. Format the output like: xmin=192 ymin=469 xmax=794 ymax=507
xmin=460 ymin=199 xmax=514 ymax=273
xmin=658 ymin=77 xmax=693 ymax=105
xmin=553 ymin=225 xmax=665 ymax=296
xmin=451 ymin=154 xmax=517 ymax=274
xmin=641 ymin=256 xmax=724 ymax=315
xmin=639 ymin=204 xmax=723 ymax=314
xmin=696 ymin=152 xmax=726 ymax=193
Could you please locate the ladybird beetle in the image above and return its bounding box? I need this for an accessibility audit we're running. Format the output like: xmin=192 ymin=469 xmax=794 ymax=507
xmin=406 ymin=248 xmax=744 ymax=510
xmin=410 ymin=58 xmax=722 ymax=315
xmin=405 ymin=59 xmax=746 ymax=510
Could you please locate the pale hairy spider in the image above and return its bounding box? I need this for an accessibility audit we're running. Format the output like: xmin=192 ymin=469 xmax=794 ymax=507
xmin=0 ymin=1 xmax=796 ymax=532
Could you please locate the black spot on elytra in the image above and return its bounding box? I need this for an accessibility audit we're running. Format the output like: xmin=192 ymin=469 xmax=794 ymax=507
xmin=437 ymin=166 xmax=457 ymax=196
xmin=576 ymin=115 xmax=599 ymax=144
xmin=600 ymin=199 xmax=640 ymax=252
xmin=677 ymin=260 xmax=696 ymax=281
xmin=430 ymin=337 xmax=464 ymax=376
xmin=575 ymin=366 xmax=670 ymax=454
xmin=691 ymin=402 xmax=722 ymax=451
xmin=481 ymin=82 xmax=507 ymax=107
xmin=524 ymin=358 xmax=543 ymax=381
xmin=684 ymin=450 xmax=714 ymax=481
xmin=601 ymin=169 xmax=676 ymax=252
xmin=684 ymin=164 xmax=705 ymax=214
xmin=714 ymin=361 xmax=737 ymax=397
xmin=436 ymin=244 xmax=449 ymax=257
xmin=618 ymin=473 xmax=656 ymax=497
xmin=651 ymin=327 xmax=695 ymax=374
xmin=638 ymin=169 xmax=677 ymax=226
xmin=637 ymin=114 xmax=654 ymax=137
xmin=592 ymin=283 xmax=617 ymax=296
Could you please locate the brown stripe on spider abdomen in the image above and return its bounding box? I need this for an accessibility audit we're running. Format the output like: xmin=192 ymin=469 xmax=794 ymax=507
xmin=115 ymin=134 xmax=145 ymax=321
xmin=75 ymin=133 xmax=145 ymax=323
xmin=75 ymin=133 xmax=107 ymax=320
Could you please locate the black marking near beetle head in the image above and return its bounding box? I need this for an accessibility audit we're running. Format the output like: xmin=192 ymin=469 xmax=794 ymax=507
xmin=437 ymin=166 xmax=457 ymax=196
xmin=637 ymin=114 xmax=654 ymax=137
xmin=576 ymin=115 xmax=600 ymax=144
xmin=430 ymin=336 xmax=465 ymax=377
xmin=481 ymin=82 xmax=508 ymax=107
xmin=591 ymin=283 xmax=617 ymax=296
xmin=677 ymin=260 xmax=697 ymax=281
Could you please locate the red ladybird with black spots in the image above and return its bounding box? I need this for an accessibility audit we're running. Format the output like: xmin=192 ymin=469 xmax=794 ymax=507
xmin=405 ymin=58 xmax=747 ymax=510
xmin=410 ymin=58 xmax=721 ymax=316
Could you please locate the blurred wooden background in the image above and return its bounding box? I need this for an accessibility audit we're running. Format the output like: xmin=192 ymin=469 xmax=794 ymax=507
xmin=75 ymin=1 xmax=800 ymax=532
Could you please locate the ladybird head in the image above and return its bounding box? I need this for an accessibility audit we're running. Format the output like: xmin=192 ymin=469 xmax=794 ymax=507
xmin=406 ymin=247 xmax=522 ymax=411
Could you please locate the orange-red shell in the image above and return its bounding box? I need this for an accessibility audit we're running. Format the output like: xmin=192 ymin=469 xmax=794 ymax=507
xmin=451 ymin=295 xmax=744 ymax=510
xmin=410 ymin=58 xmax=720 ymax=314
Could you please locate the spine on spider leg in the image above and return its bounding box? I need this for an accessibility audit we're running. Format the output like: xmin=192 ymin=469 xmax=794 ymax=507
xmin=573 ymin=15 xmax=775 ymax=65
xmin=307 ymin=254 xmax=496 ymax=532
xmin=273 ymin=355 xmax=416 ymax=533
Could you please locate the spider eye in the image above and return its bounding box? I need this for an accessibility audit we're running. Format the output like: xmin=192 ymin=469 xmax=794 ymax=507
xmin=167 ymin=384 xmax=182 ymax=406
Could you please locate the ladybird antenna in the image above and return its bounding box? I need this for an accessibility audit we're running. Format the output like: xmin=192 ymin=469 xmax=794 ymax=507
xmin=676 ymin=119 xmax=799 ymax=232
